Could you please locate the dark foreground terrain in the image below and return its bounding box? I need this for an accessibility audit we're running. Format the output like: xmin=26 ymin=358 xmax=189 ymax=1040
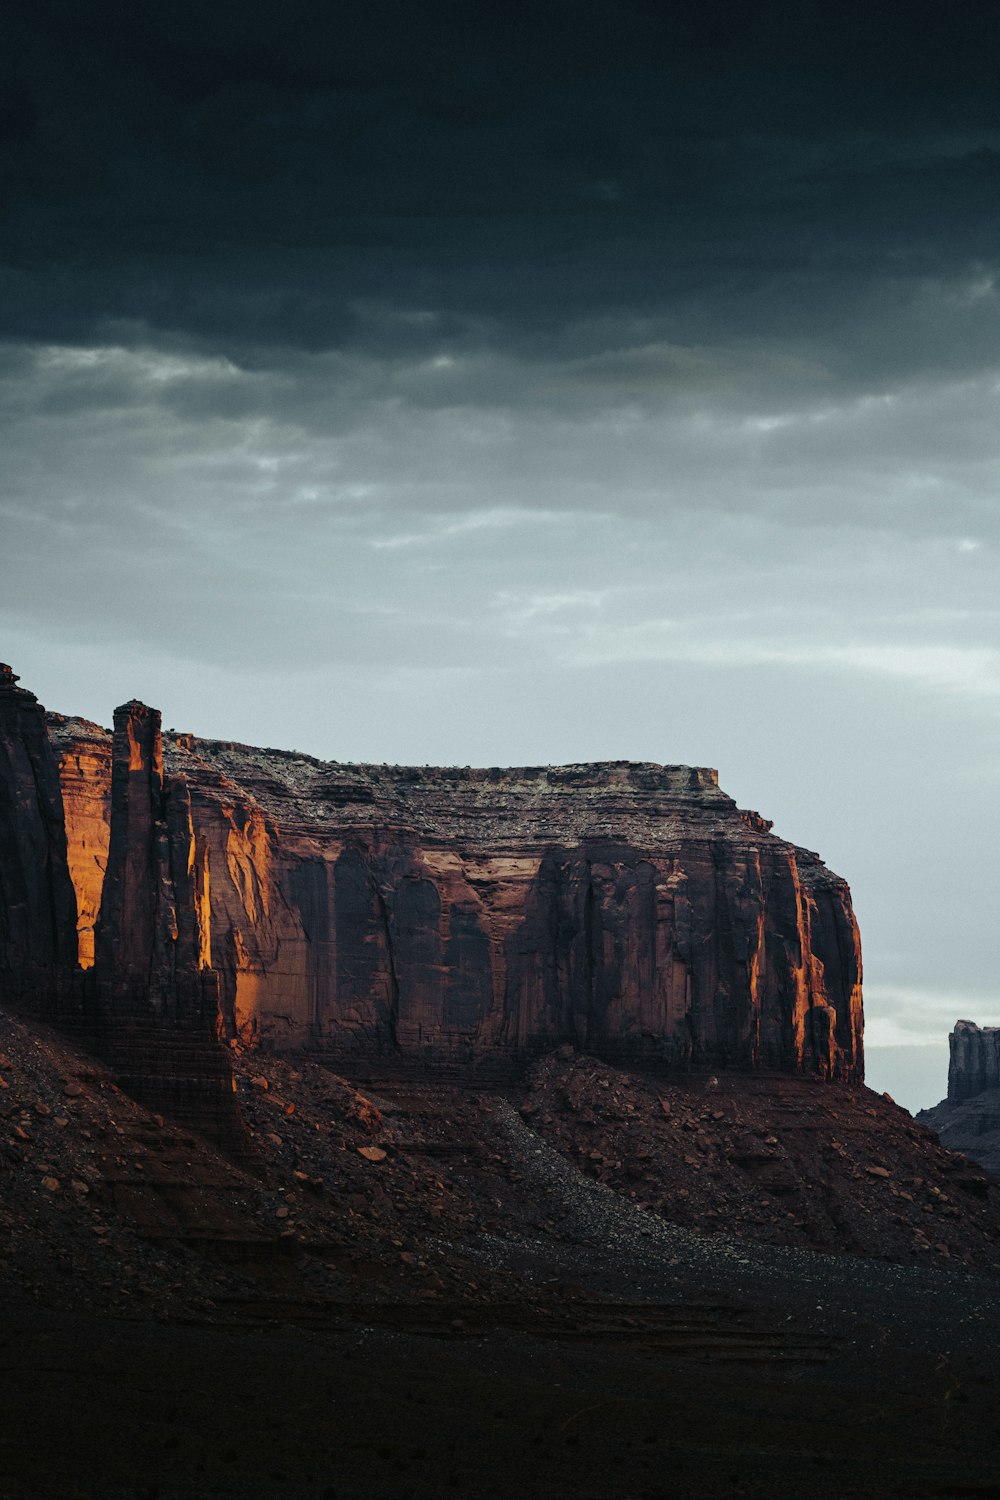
xmin=3 ymin=1009 xmax=1000 ymax=1500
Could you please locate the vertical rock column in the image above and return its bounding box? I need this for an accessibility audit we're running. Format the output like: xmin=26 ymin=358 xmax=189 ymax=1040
xmin=94 ymin=701 xmax=244 ymax=1149
xmin=94 ymin=701 xmax=162 ymax=1004
xmin=49 ymin=719 xmax=112 ymax=969
xmin=0 ymin=665 xmax=78 ymax=1012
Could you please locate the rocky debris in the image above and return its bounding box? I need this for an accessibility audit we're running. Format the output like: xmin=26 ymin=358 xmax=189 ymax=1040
xmin=0 ymin=1006 xmax=267 ymax=1321
xmin=918 ymin=1087 xmax=1000 ymax=1177
xmin=229 ymin=1050 xmax=527 ymax=1272
xmin=4 ymin=996 xmax=1000 ymax=1362
xmin=0 ymin=1003 xmax=564 ymax=1322
xmin=48 ymin=708 xmax=864 ymax=1082
xmin=516 ymin=1051 xmax=1000 ymax=1271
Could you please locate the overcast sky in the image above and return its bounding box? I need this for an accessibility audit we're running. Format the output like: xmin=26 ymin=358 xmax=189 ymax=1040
xmin=4 ymin=1 xmax=1000 ymax=1107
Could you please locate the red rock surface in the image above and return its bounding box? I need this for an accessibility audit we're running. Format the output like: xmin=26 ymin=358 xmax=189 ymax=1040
xmin=47 ymin=714 xmax=110 ymax=968
xmin=48 ymin=715 xmax=865 ymax=1082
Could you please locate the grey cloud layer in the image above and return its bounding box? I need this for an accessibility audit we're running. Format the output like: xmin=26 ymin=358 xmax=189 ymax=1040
xmin=4 ymin=2 xmax=1000 ymax=376
xmin=5 ymin=1 xmax=1000 ymax=558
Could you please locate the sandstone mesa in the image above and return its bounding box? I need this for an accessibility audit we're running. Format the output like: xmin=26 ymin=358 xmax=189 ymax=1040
xmin=1 ymin=662 xmax=864 ymax=1141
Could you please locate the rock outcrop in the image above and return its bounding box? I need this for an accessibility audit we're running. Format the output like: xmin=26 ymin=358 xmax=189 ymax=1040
xmin=0 ymin=674 xmax=241 ymax=1147
xmin=0 ymin=666 xmax=77 ymax=1010
xmin=90 ymin=701 xmax=243 ymax=1148
xmin=917 ymin=1020 xmax=1000 ymax=1177
xmin=947 ymin=1019 xmax=1000 ymax=1104
xmin=48 ymin=715 xmax=864 ymax=1082
xmin=4 ymin=668 xmax=866 ymax=1142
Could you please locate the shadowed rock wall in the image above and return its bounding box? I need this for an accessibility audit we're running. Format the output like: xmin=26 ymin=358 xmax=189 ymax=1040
xmin=917 ymin=1021 xmax=1000 ymax=1175
xmin=948 ymin=1020 xmax=1000 ymax=1104
xmin=50 ymin=717 xmax=865 ymax=1082
xmin=0 ymin=666 xmax=77 ymax=1011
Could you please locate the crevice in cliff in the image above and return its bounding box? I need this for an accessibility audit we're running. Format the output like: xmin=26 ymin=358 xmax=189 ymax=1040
xmin=374 ymin=883 xmax=401 ymax=1053
xmin=582 ymin=872 xmax=598 ymax=1051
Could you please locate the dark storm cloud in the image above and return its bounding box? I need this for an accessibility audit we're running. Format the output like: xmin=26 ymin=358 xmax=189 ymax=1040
xmin=3 ymin=0 xmax=1000 ymax=380
xmin=4 ymin=1 xmax=1000 ymax=572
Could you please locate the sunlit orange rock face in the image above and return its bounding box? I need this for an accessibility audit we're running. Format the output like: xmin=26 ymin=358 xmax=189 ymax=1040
xmin=48 ymin=716 xmax=864 ymax=1083
xmin=48 ymin=716 xmax=111 ymax=968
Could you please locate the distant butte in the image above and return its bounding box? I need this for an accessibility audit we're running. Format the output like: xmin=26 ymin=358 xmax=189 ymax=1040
xmin=918 ymin=1020 xmax=1000 ymax=1175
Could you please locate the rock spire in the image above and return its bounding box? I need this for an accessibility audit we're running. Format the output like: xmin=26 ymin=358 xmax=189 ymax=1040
xmin=92 ymin=700 xmax=243 ymax=1147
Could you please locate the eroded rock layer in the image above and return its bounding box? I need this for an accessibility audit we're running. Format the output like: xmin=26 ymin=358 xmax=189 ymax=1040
xmin=48 ymin=717 xmax=864 ymax=1082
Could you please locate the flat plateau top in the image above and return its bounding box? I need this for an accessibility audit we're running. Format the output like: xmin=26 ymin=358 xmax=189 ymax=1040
xmin=176 ymin=738 xmax=805 ymax=864
xmin=46 ymin=715 xmax=841 ymax=875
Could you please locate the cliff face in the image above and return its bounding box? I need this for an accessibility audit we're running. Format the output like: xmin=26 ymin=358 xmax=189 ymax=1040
xmin=916 ymin=1021 xmax=1000 ymax=1177
xmin=948 ymin=1020 xmax=1000 ymax=1104
xmin=47 ymin=714 xmax=111 ymax=969
xmin=0 ymin=666 xmax=77 ymax=1009
xmin=49 ymin=717 xmax=864 ymax=1081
